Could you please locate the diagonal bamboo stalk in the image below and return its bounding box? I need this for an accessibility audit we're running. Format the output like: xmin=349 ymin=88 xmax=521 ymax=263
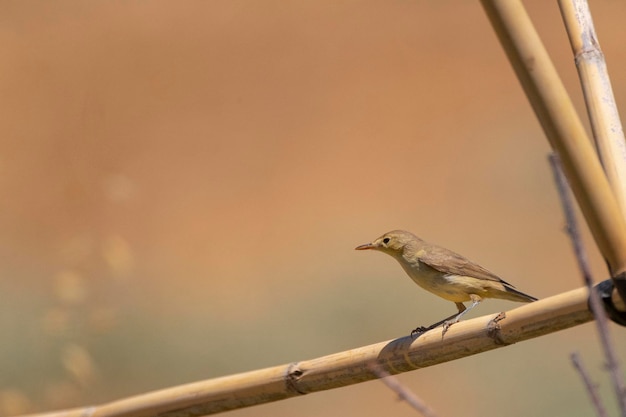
xmin=18 ymin=287 xmax=600 ymax=417
xmin=558 ymin=0 xmax=626 ymax=307
xmin=480 ymin=0 xmax=626 ymax=279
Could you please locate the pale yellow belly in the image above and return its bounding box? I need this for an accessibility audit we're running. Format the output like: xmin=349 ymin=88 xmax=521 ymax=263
xmin=405 ymin=269 xmax=503 ymax=303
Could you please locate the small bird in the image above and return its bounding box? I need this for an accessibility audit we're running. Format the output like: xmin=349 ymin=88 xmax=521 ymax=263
xmin=355 ymin=230 xmax=537 ymax=335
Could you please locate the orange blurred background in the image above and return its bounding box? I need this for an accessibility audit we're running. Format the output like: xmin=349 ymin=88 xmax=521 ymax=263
xmin=1 ymin=1 xmax=626 ymax=416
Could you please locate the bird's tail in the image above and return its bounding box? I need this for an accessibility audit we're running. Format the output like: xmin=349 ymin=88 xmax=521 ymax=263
xmin=503 ymin=284 xmax=537 ymax=303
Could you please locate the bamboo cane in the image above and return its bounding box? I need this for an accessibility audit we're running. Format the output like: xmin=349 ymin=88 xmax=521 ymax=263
xmin=480 ymin=0 xmax=626 ymax=278
xmin=557 ymin=0 xmax=626 ymax=308
xmin=558 ymin=0 xmax=626 ymax=218
xmin=19 ymin=287 xmax=597 ymax=417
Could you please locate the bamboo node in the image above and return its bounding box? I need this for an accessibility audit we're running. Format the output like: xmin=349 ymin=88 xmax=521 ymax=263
xmin=486 ymin=312 xmax=508 ymax=345
xmin=285 ymin=362 xmax=306 ymax=395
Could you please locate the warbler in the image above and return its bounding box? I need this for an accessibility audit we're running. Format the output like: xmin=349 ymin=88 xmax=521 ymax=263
xmin=355 ymin=230 xmax=537 ymax=335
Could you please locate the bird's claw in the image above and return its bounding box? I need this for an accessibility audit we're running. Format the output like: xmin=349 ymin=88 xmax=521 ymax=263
xmin=410 ymin=326 xmax=429 ymax=337
xmin=441 ymin=319 xmax=459 ymax=337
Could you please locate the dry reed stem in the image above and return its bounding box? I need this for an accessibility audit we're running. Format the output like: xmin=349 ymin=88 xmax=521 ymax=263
xmin=571 ymin=352 xmax=609 ymax=417
xmin=369 ymin=363 xmax=439 ymax=417
xmin=20 ymin=288 xmax=593 ymax=417
xmin=480 ymin=0 xmax=626 ymax=277
xmin=550 ymin=153 xmax=626 ymax=417
xmin=558 ymin=0 xmax=626 ymax=218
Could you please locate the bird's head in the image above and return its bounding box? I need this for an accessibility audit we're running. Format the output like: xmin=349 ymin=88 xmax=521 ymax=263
xmin=355 ymin=230 xmax=421 ymax=257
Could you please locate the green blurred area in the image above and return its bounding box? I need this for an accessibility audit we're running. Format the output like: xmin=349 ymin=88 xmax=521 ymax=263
xmin=1 ymin=1 xmax=626 ymax=416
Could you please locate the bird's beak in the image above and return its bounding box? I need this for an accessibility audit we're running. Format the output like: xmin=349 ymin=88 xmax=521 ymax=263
xmin=355 ymin=242 xmax=375 ymax=250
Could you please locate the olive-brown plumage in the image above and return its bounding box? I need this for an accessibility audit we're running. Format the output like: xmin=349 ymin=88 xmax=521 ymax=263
xmin=356 ymin=230 xmax=537 ymax=334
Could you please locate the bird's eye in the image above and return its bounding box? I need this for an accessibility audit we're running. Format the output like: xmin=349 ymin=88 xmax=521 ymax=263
xmin=383 ymin=238 xmax=390 ymax=244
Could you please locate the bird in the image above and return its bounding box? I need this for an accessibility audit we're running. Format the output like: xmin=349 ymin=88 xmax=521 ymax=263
xmin=355 ymin=230 xmax=537 ymax=335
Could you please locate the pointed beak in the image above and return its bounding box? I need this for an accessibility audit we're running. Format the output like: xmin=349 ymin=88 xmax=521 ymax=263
xmin=355 ymin=242 xmax=375 ymax=250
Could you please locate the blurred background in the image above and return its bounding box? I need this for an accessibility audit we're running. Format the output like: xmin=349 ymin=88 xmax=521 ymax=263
xmin=1 ymin=1 xmax=626 ymax=416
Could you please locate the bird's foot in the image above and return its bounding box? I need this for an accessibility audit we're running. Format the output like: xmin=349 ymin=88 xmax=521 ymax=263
xmin=410 ymin=326 xmax=430 ymax=338
xmin=441 ymin=319 xmax=459 ymax=337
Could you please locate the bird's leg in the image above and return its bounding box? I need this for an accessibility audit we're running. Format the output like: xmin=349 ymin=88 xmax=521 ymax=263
xmin=410 ymin=303 xmax=467 ymax=336
xmin=442 ymin=295 xmax=483 ymax=334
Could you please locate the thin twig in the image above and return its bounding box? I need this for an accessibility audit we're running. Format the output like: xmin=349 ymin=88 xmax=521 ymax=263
xmin=549 ymin=153 xmax=626 ymax=417
xmin=571 ymin=351 xmax=609 ymax=417
xmin=369 ymin=362 xmax=439 ymax=417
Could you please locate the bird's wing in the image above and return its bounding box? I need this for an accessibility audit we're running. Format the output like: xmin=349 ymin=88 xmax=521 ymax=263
xmin=418 ymin=244 xmax=514 ymax=286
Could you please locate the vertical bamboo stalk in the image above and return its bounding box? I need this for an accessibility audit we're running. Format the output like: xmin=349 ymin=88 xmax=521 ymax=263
xmin=558 ymin=0 xmax=626 ymax=219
